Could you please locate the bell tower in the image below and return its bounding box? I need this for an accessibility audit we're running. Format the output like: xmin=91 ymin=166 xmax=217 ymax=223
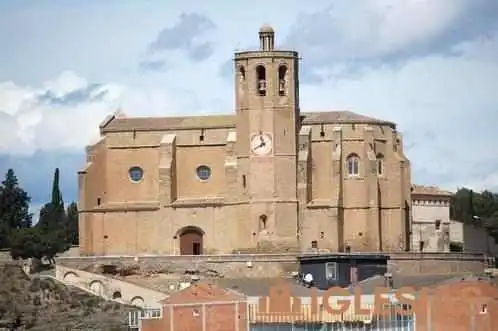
xmin=234 ymin=25 xmax=300 ymax=251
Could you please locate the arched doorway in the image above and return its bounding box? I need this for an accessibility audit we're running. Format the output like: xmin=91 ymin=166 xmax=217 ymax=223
xmin=178 ymin=226 xmax=204 ymax=255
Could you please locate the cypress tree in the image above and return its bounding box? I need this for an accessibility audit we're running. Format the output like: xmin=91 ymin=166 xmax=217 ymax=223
xmin=469 ymin=189 xmax=474 ymax=222
xmin=51 ymin=168 xmax=63 ymax=207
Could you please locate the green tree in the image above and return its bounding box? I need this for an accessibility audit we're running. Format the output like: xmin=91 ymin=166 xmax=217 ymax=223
xmin=37 ymin=168 xmax=65 ymax=232
xmin=0 ymin=169 xmax=32 ymax=248
xmin=30 ymin=169 xmax=71 ymax=263
xmin=51 ymin=168 xmax=63 ymax=207
xmin=10 ymin=227 xmax=46 ymax=260
xmin=450 ymin=187 xmax=498 ymax=244
xmin=10 ymin=202 xmax=71 ymax=262
xmin=65 ymin=202 xmax=79 ymax=245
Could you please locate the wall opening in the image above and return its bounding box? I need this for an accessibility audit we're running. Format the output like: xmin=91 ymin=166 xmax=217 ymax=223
xmin=89 ymin=280 xmax=104 ymax=295
xmin=259 ymin=215 xmax=267 ymax=230
xmin=435 ymin=219 xmax=441 ymax=230
xmin=376 ymin=153 xmax=384 ymax=176
xmin=480 ymin=304 xmax=488 ymax=314
xmin=278 ymin=65 xmax=287 ymax=96
xmin=256 ymin=65 xmax=266 ymax=96
xmin=130 ymin=296 xmax=145 ymax=308
xmin=346 ymin=154 xmax=360 ymax=176
xmin=178 ymin=226 xmax=204 ymax=255
xmin=239 ymin=65 xmax=246 ymax=81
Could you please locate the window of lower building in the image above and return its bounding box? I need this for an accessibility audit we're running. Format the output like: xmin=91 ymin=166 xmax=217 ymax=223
xmin=311 ymin=240 xmax=318 ymax=249
xmin=325 ymin=262 xmax=338 ymax=280
xmin=419 ymin=241 xmax=425 ymax=252
xmin=435 ymin=220 xmax=441 ymax=230
xmin=480 ymin=304 xmax=488 ymax=314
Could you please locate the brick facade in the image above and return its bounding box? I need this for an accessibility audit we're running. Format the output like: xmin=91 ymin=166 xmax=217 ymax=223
xmin=416 ymin=280 xmax=498 ymax=331
xmin=140 ymin=282 xmax=248 ymax=331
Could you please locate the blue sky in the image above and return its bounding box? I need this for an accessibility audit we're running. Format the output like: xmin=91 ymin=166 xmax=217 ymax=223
xmin=1 ymin=0 xmax=498 ymax=216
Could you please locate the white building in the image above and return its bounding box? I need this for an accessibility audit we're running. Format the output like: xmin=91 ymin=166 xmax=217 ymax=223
xmin=411 ymin=185 xmax=452 ymax=252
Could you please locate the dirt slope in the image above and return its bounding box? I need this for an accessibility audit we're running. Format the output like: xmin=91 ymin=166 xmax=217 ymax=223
xmin=0 ymin=263 xmax=139 ymax=330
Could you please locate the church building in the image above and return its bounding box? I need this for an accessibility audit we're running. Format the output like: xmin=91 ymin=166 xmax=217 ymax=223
xmin=78 ymin=25 xmax=412 ymax=256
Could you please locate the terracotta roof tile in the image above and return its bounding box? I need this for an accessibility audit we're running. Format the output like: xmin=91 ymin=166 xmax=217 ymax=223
xmin=160 ymin=281 xmax=245 ymax=304
xmin=411 ymin=184 xmax=453 ymax=197
xmin=301 ymin=111 xmax=395 ymax=127
xmin=102 ymin=114 xmax=235 ymax=132
xmin=101 ymin=110 xmax=395 ymax=133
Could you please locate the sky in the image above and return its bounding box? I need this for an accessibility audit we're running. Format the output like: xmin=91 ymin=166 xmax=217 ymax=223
xmin=1 ymin=0 xmax=498 ymax=216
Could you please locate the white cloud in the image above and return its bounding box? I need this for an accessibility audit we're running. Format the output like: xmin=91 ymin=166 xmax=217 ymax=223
xmin=299 ymin=32 xmax=498 ymax=191
xmin=285 ymin=0 xmax=498 ymax=73
xmin=0 ymin=1 xmax=497 ymax=196
xmin=0 ymin=71 xmax=188 ymax=156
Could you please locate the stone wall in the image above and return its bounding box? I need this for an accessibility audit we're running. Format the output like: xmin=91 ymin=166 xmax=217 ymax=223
xmin=58 ymin=245 xmax=81 ymax=257
xmin=450 ymin=221 xmax=498 ymax=255
xmin=57 ymin=252 xmax=486 ymax=278
xmin=56 ymin=264 xmax=167 ymax=306
xmin=0 ymin=249 xmax=11 ymax=262
xmin=57 ymin=253 xmax=299 ymax=278
xmin=387 ymin=252 xmax=485 ymax=275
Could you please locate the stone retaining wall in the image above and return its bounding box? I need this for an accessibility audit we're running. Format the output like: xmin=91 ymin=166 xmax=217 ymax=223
xmin=55 ymin=264 xmax=167 ymax=306
xmin=0 ymin=249 xmax=11 ymax=262
xmin=57 ymin=252 xmax=486 ymax=278
xmin=387 ymin=252 xmax=485 ymax=274
xmin=58 ymin=254 xmax=298 ymax=278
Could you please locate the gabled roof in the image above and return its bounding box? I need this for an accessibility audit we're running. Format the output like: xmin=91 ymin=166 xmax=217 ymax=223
xmin=301 ymin=111 xmax=395 ymax=127
xmin=160 ymin=281 xmax=246 ymax=305
xmin=412 ymin=184 xmax=453 ymax=197
xmin=100 ymin=110 xmax=396 ymax=133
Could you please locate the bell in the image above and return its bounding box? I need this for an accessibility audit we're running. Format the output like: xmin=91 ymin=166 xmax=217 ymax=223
xmin=258 ymin=80 xmax=266 ymax=91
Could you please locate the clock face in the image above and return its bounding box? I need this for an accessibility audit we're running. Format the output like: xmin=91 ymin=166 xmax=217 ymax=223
xmin=250 ymin=133 xmax=272 ymax=155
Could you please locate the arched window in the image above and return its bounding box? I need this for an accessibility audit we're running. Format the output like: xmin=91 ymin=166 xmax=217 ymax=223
xmin=376 ymin=153 xmax=384 ymax=176
xmin=256 ymin=65 xmax=266 ymax=96
xmin=346 ymin=154 xmax=360 ymax=176
xmin=239 ymin=65 xmax=246 ymax=81
xmin=278 ymin=65 xmax=287 ymax=96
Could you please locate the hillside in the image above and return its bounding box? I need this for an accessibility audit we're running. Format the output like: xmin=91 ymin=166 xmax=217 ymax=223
xmin=0 ymin=263 xmax=138 ymax=330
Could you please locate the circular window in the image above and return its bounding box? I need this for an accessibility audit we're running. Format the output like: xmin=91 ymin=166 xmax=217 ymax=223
xmin=196 ymin=165 xmax=211 ymax=181
xmin=128 ymin=166 xmax=144 ymax=182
